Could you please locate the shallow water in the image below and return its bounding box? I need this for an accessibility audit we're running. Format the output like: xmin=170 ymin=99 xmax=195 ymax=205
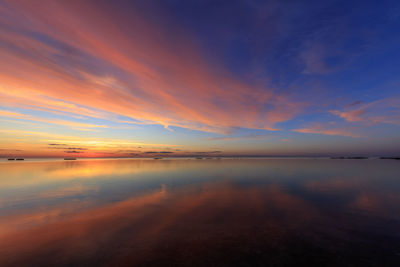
xmin=0 ymin=158 xmax=400 ymax=266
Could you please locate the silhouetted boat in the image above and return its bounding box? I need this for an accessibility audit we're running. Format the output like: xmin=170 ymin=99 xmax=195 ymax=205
xmin=16 ymin=158 xmax=24 ymax=161
xmin=64 ymin=158 xmax=76 ymax=160
xmin=153 ymin=157 xmax=162 ymax=160
xmin=380 ymin=157 xmax=400 ymax=160
xmin=7 ymin=158 xmax=15 ymax=160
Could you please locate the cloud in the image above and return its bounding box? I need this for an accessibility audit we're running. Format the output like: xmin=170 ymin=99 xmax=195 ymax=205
xmin=143 ymin=151 xmax=174 ymax=154
xmin=331 ymin=108 xmax=367 ymax=122
xmin=293 ymin=123 xmax=360 ymax=137
xmin=194 ymin=151 xmax=222 ymax=154
xmin=347 ymin=101 xmax=364 ymax=107
xmin=49 ymin=147 xmax=88 ymax=150
xmin=115 ymin=150 xmax=141 ymax=153
xmin=0 ymin=0 xmax=303 ymax=134
xmin=331 ymin=97 xmax=400 ymax=126
xmin=207 ymin=133 xmax=272 ymax=141
xmin=0 ymin=129 xmax=179 ymax=157
xmin=0 ymin=109 xmax=108 ymax=130
xmin=300 ymin=43 xmax=334 ymax=74
xmin=48 ymin=143 xmax=67 ymax=146
xmin=294 ymin=96 xmax=400 ymax=138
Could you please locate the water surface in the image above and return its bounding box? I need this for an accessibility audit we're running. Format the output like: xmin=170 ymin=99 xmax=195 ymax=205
xmin=1 ymin=158 xmax=400 ymax=266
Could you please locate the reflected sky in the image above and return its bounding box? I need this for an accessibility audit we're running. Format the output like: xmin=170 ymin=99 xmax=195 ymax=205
xmin=1 ymin=159 xmax=400 ymax=266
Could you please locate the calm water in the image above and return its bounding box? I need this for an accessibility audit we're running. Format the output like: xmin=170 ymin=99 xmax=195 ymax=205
xmin=0 ymin=158 xmax=400 ymax=266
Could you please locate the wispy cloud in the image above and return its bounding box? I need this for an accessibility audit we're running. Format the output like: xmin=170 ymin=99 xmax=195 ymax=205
xmin=143 ymin=151 xmax=174 ymax=154
xmin=331 ymin=108 xmax=367 ymax=122
xmin=0 ymin=110 xmax=108 ymax=131
xmin=0 ymin=0 xmax=303 ymax=134
xmin=193 ymin=151 xmax=222 ymax=154
xmin=331 ymin=97 xmax=400 ymax=126
xmin=48 ymin=146 xmax=88 ymax=151
xmin=48 ymin=144 xmax=68 ymax=146
xmin=293 ymin=123 xmax=360 ymax=138
xmin=64 ymin=150 xmax=84 ymax=154
xmin=207 ymin=133 xmax=272 ymax=141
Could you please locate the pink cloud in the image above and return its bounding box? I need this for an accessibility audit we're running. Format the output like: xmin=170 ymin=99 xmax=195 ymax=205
xmin=331 ymin=97 xmax=400 ymax=126
xmin=0 ymin=0 xmax=304 ymax=134
xmin=293 ymin=123 xmax=360 ymax=137
xmin=331 ymin=108 xmax=367 ymax=122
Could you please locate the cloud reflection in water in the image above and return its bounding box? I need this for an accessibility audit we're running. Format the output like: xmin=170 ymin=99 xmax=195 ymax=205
xmin=0 ymin=159 xmax=400 ymax=266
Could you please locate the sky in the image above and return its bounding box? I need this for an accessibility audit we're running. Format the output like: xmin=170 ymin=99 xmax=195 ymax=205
xmin=0 ymin=0 xmax=399 ymax=158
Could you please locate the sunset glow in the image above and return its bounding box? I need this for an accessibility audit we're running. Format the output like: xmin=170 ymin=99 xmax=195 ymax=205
xmin=0 ymin=0 xmax=399 ymax=157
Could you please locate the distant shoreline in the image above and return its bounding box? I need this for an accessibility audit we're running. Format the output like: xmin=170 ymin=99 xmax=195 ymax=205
xmin=1 ymin=156 xmax=399 ymax=162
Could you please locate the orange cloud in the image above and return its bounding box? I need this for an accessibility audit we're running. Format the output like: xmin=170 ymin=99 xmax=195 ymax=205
xmin=0 ymin=110 xmax=108 ymax=130
xmin=0 ymin=0 xmax=303 ymax=134
xmin=0 ymin=129 xmax=179 ymax=157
